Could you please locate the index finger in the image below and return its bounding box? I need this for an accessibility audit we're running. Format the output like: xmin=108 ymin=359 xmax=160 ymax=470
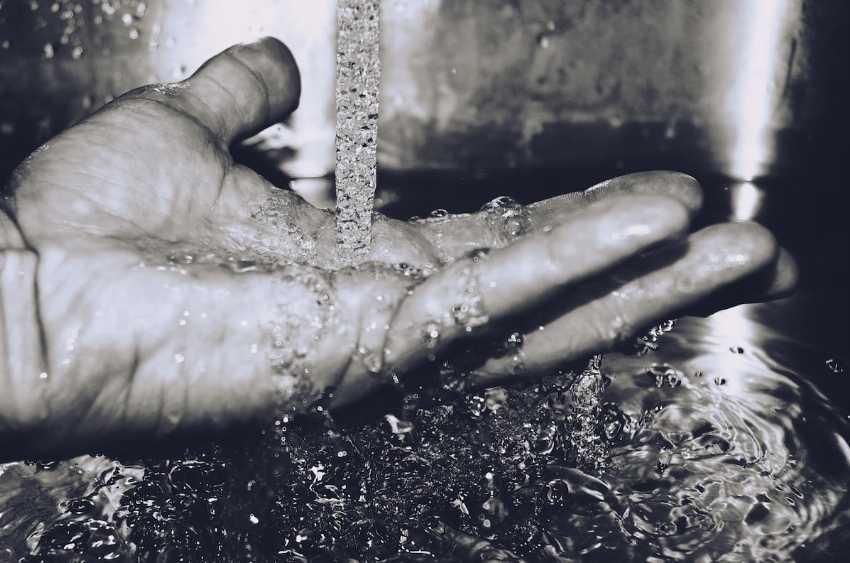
xmin=414 ymin=171 xmax=703 ymax=262
xmin=529 ymin=170 xmax=704 ymax=224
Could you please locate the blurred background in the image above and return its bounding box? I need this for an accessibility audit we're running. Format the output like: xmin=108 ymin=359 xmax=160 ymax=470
xmin=0 ymin=0 xmax=847 ymax=355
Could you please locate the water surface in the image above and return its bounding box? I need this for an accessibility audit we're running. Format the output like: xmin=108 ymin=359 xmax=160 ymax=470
xmin=2 ymin=306 xmax=848 ymax=561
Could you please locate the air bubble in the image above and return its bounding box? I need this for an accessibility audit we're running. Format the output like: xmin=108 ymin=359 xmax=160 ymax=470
xmin=480 ymin=195 xmax=532 ymax=245
xmin=646 ymin=364 xmax=684 ymax=388
xmin=423 ymin=321 xmax=441 ymax=349
xmin=505 ymin=332 xmax=523 ymax=350
xmin=358 ymin=346 xmax=382 ymax=374
xmin=468 ymin=247 xmax=491 ymax=264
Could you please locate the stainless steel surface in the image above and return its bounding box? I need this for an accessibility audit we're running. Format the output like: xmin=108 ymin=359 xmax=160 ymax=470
xmin=0 ymin=0 xmax=337 ymax=179
xmin=2 ymin=1 xmax=847 ymax=184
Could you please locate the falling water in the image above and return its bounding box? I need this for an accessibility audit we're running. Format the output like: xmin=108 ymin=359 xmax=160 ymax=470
xmin=334 ymin=0 xmax=381 ymax=265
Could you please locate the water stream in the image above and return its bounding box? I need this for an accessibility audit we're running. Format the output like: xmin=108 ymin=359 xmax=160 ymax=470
xmin=333 ymin=0 xmax=381 ymax=265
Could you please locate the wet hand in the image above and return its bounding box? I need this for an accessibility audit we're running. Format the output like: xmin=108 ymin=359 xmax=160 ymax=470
xmin=0 ymin=39 xmax=796 ymax=460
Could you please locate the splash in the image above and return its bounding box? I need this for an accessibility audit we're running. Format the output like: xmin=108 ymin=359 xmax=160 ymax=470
xmin=11 ymin=317 xmax=850 ymax=560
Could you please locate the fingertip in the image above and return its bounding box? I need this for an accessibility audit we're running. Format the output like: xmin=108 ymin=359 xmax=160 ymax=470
xmin=660 ymin=171 xmax=703 ymax=215
xmin=182 ymin=37 xmax=301 ymax=142
xmin=227 ymin=37 xmax=301 ymax=114
xmin=586 ymin=171 xmax=704 ymax=218
xmin=765 ymin=248 xmax=799 ymax=299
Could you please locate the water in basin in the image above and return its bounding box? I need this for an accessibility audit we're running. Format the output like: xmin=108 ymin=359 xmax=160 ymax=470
xmin=2 ymin=303 xmax=848 ymax=561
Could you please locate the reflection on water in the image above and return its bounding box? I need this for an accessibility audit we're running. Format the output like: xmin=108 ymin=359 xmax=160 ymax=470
xmin=1 ymin=308 xmax=848 ymax=561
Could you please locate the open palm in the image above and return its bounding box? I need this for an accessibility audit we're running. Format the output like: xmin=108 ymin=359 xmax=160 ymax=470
xmin=0 ymin=39 xmax=795 ymax=461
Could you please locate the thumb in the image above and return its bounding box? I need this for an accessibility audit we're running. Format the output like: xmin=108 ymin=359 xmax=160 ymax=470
xmin=109 ymin=37 xmax=301 ymax=145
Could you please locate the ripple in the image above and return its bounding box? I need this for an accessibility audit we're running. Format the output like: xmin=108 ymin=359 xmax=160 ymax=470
xmin=2 ymin=314 xmax=848 ymax=561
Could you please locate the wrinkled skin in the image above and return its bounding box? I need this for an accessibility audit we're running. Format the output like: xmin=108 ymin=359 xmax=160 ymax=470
xmin=0 ymin=38 xmax=796 ymax=461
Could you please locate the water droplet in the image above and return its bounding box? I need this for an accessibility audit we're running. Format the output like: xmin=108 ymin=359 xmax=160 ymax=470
xmin=480 ymin=195 xmax=517 ymax=211
xmin=466 ymin=394 xmax=486 ymax=419
xmin=43 ymin=43 xmax=54 ymax=59
xmin=505 ymin=332 xmax=523 ymax=350
xmin=826 ymin=357 xmax=846 ymax=375
xmin=174 ymin=353 xmax=185 ymax=364
xmin=468 ymin=247 xmax=491 ymax=263
xmin=422 ymin=321 xmax=441 ymax=349
xmin=356 ymin=345 xmax=383 ymax=374
xmin=385 ymin=414 xmax=413 ymax=435
xmin=533 ymin=431 xmax=555 ymax=455
xmin=484 ymin=387 xmax=509 ymax=414
xmin=480 ymin=195 xmax=532 ymax=244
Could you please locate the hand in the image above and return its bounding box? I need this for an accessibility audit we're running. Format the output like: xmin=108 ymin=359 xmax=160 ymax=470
xmin=0 ymin=38 xmax=796 ymax=461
